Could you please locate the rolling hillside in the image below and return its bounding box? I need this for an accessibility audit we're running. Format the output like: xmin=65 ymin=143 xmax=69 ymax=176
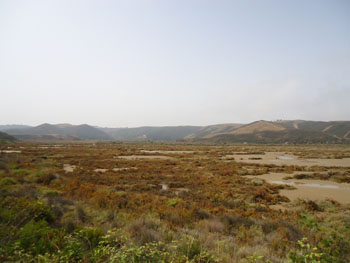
xmin=208 ymin=128 xmax=343 ymax=144
xmin=6 ymin=124 xmax=112 ymax=141
xmin=230 ymin=120 xmax=285 ymax=135
xmin=2 ymin=120 xmax=350 ymax=143
xmin=101 ymin=126 xmax=201 ymax=141
xmin=203 ymin=120 xmax=350 ymax=144
xmin=0 ymin=131 xmax=17 ymax=143
xmin=276 ymin=120 xmax=350 ymax=139
xmin=184 ymin=123 xmax=243 ymax=139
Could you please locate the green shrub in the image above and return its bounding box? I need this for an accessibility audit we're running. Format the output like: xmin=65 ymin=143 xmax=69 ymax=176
xmin=13 ymin=169 xmax=31 ymax=176
xmin=19 ymin=220 xmax=63 ymax=255
xmin=0 ymin=197 xmax=55 ymax=226
xmin=289 ymin=238 xmax=324 ymax=263
xmin=0 ymin=177 xmax=18 ymax=187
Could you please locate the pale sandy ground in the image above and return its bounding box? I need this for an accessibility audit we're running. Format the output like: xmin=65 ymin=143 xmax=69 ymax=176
xmin=247 ymin=173 xmax=350 ymax=204
xmin=112 ymin=167 xmax=137 ymax=171
xmin=117 ymin=155 xmax=175 ymax=160
xmin=140 ymin=150 xmax=196 ymax=154
xmin=226 ymin=152 xmax=350 ymax=167
xmin=94 ymin=168 xmax=108 ymax=173
xmin=0 ymin=150 xmax=21 ymax=153
xmin=63 ymin=164 xmax=76 ymax=173
xmin=94 ymin=168 xmax=138 ymax=173
xmin=37 ymin=145 xmax=64 ymax=149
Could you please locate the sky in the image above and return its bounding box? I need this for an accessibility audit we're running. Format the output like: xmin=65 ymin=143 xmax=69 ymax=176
xmin=0 ymin=0 xmax=349 ymax=127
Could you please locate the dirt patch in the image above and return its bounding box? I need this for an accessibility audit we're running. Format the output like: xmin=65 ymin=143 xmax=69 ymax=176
xmin=63 ymin=164 xmax=76 ymax=173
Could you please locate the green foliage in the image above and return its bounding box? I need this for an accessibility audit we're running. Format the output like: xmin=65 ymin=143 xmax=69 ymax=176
xmin=317 ymin=233 xmax=350 ymax=263
xmin=0 ymin=177 xmax=18 ymax=187
xmin=242 ymin=254 xmax=272 ymax=263
xmin=93 ymin=239 xmax=220 ymax=263
xmin=289 ymin=238 xmax=325 ymax=263
xmin=13 ymin=169 xmax=31 ymax=176
xmin=18 ymin=220 xmax=62 ymax=255
xmin=298 ymin=213 xmax=319 ymax=231
xmin=289 ymin=236 xmax=348 ymax=263
xmin=167 ymin=198 xmax=181 ymax=207
xmin=0 ymin=196 xmax=55 ymax=227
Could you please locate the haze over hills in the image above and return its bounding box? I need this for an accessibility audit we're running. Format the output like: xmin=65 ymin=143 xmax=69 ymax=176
xmin=3 ymin=123 xmax=113 ymax=141
xmin=1 ymin=120 xmax=349 ymax=144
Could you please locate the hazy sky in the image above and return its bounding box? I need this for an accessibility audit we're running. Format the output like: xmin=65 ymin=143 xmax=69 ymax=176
xmin=1 ymin=0 xmax=349 ymax=127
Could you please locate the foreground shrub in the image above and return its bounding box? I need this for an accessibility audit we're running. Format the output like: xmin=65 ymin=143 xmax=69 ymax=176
xmin=289 ymin=236 xmax=349 ymax=263
xmin=128 ymin=216 xmax=162 ymax=245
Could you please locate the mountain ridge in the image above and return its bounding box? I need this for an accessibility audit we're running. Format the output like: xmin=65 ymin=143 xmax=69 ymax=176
xmin=1 ymin=120 xmax=349 ymax=143
xmin=4 ymin=123 xmax=112 ymax=141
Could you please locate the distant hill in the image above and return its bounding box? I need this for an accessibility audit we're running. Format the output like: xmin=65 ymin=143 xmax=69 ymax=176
xmin=2 ymin=120 xmax=350 ymax=143
xmin=208 ymin=128 xmax=343 ymax=144
xmin=276 ymin=120 xmax=350 ymax=139
xmin=6 ymin=124 xmax=112 ymax=141
xmin=101 ymin=126 xmax=201 ymax=141
xmin=0 ymin=131 xmax=17 ymax=143
xmin=13 ymin=134 xmax=80 ymax=141
xmin=0 ymin=125 xmax=31 ymax=131
xmin=230 ymin=120 xmax=285 ymax=135
xmin=184 ymin=123 xmax=243 ymax=140
xmin=201 ymin=120 xmax=350 ymax=144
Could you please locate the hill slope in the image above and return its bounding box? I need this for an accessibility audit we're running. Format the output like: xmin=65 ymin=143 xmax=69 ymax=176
xmin=101 ymin=126 xmax=201 ymax=141
xmin=0 ymin=131 xmax=17 ymax=143
xmin=208 ymin=129 xmax=344 ymax=144
xmin=202 ymin=120 xmax=350 ymax=144
xmin=2 ymin=120 xmax=350 ymax=143
xmin=184 ymin=123 xmax=243 ymax=140
xmin=276 ymin=120 xmax=350 ymax=139
xmin=231 ymin=120 xmax=285 ymax=135
xmin=6 ymin=124 xmax=112 ymax=141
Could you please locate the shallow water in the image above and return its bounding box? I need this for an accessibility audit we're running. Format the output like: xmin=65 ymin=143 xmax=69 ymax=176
xmin=246 ymin=172 xmax=350 ymax=203
xmin=269 ymin=180 xmax=339 ymax=189
xmin=277 ymin=155 xmax=294 ymax=160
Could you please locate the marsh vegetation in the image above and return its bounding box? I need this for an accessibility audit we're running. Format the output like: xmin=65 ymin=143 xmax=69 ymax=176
xmin=0 ymin=142 xmax=349 ymax=262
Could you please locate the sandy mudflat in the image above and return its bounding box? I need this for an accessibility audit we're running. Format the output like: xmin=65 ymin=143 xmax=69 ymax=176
xmin=112 ymin=167 xmax=137 ymax=171
xmin=117 ymin=155 xmax=175 ymax=160
xmin=247 ymin=173 xmax=350 ymax=204
xmin=226 ymin=152 xmax=350 ymax=167
xmin=63 ymin=164 xmax=76 ymax=173
xmin=94 ymin=168 xmax=108 ymax=173
xmin=140 ymin=150 xmax=195 ymax=154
